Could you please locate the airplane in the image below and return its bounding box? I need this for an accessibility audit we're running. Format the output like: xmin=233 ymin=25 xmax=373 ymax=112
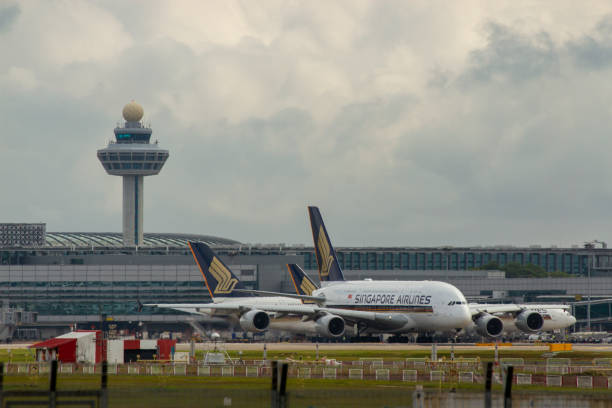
xmin=288 ymin=262 xmax=575 ymax=338
xmin=301 ymin=206 xmax=576 ymax=337
xmin=145 ymin=242 xmax=324 ymax=335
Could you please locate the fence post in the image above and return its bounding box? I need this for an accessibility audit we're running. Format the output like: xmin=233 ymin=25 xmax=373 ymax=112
xmin=484 ymin=362 xmax=492 ymax=408
xmin=0 ymin=362 xmax=4 ymax=408
xmin=504 ymin=366 xmax=513 ymax=408
xmin=49 ymin=360 xmax=58 ymax=408
xmin=270 ymin=361 xmax=278 ymax=408
xmin=412 ymin=384 xmax=424 ymax=408
xmin=101 ymin=360 xmax=108 ymax=408
xmin=279 ymin=363 xmax=288 ymax=408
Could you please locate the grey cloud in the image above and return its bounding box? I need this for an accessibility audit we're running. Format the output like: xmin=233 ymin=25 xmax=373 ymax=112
xmin=462 ymin=22 xmax=559 ymax=84
xmin=328 ymin=94 xmax=416 ymax=152
xmin=0 ymin=4 xmax=19 ymax=34
xmin=567 ymin=15 xmax=612 ymax=69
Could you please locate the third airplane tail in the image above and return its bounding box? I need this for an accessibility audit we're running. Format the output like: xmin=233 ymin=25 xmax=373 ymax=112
xmin=287 ymin=264 xmax=319 ymax=303
xmin=188 ymin=241 xmax=248 ymax=300
xmin=308 ymin=206 xmax=345 ymax=282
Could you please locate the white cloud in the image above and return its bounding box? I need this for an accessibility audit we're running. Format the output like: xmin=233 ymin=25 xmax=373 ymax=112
xmin=3 ymin=1 xmax=612 ymax=247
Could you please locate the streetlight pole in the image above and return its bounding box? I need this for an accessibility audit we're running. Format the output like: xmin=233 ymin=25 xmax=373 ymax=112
xmin=587 ymin=253 xmax=592 ymax=331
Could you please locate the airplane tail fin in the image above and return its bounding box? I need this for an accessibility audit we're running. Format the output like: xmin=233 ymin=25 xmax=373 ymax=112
xmin=188 ymin=241 xmax=248 ymax=299
xmin=308 ymin=206 xmax=345 ymax=282
xmin=287 ymin=264 xmax=319 ymax=303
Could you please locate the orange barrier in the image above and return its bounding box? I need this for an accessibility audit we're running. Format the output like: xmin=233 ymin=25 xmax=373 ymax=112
xmin=549 ymin=343 xmax=572 ymax=352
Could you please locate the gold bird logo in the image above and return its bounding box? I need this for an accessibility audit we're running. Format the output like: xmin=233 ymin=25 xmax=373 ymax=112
xmin=317 ymin=225 xmax=334 ymax=277
xmin=300 ymin=277 xmax=317 ymax=295
xmin=209 ymin=257 xmax=238 ymax=294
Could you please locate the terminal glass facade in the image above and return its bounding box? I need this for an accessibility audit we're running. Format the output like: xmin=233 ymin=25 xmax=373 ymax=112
xmin=301 ymin=249 xmax=594 ymax=275
xmin=0 ymin=264 xmax=257 ymax=317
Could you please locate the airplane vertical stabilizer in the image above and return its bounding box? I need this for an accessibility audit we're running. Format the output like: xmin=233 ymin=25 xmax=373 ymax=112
xmin=188 ymin=241 xmax=248 ymax=299
xmin=287 ymin=264 xmax=319 ymax=303
xmin=307 ymin=206 xmax=345 ymax=282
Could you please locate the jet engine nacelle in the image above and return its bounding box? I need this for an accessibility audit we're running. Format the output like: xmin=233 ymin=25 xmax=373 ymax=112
xmin=515 ymin=310 xmax=544 ymax=332
xmin=475 ymin=313 xmax=504 ymax=337
xmin=315 ymin=314 xmax=345 ymax=337
xmin=239 ymin=310 xmax=270 ymax=332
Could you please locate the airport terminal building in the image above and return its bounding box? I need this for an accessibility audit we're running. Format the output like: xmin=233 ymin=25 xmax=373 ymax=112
xmin=1 ymin=228 xmax=611 ymax=336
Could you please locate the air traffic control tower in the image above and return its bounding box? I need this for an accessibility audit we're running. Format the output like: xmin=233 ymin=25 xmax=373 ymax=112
xmin=97 ymin=101 xmax=169 ymax=246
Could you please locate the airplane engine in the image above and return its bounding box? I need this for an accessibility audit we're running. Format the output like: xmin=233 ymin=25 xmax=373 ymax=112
xmin=515 ymin=310 xmax=544 ymax=332
xmin=315 ymin=314 xmax=345 ymax=337
xmin=475 ymin=314 xmax=504 ymax=337
xmin=239 ymin=310 xmax=270 ymax=332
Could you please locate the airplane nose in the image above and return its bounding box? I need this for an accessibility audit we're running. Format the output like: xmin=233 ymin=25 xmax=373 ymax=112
xmin=570 ymin=315 xmax=577 ymax=324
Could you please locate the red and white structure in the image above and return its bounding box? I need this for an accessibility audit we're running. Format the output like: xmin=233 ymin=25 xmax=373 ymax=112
xmin=106 ymin=339 xmax=176 ymax=364
xmin=30 ymin=331 xmax=175 ymax=364
xmin=30 ymin=330 xmax=105 ymax=364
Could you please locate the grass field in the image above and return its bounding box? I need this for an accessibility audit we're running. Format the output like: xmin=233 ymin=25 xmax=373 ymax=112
xmin=194 ymin=348 xmax=612 ymax=364
xmin=3 ymin=344 xmax=612 ymax=407
xmin=3 ymin=374 xmax=612 ymax=408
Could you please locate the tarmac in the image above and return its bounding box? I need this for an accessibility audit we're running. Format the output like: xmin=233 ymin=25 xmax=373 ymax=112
xmin=175 ymin=342 xmax=612 ymax=352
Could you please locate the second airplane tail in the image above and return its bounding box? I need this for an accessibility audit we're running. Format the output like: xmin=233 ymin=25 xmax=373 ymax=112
xmin=308 ymin=206 xmax=345 ymax=282
xmin=188 ymin=241 xmax=248 ymax=299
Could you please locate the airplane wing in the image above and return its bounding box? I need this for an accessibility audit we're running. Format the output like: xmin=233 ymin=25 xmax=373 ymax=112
xmin=469 ymin=304 xmax=522 ymax=315
xmin=233 ymin=289 xmax=326 ymax=303
xmin=469 ymin=303 xmax=572 ymax=316
xmin=144 ymin=303 xmax=241 ymax=315
xmin=147 ymin=302 xmax=382 ymax=323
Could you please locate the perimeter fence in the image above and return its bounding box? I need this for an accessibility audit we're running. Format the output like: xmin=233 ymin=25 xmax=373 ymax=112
xmin=5 ymin=357 xmax=612 ymax=390
xmin=3 ymin=361 xmax=612 ymax=408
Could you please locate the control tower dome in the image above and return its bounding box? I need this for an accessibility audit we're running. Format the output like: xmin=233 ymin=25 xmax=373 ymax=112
xmin=97 ymin=101 xmax=169 ymax=246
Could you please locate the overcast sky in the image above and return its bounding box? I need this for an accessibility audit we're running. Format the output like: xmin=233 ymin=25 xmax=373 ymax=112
xmin=3 ymin=1 xmax=612 ymax=247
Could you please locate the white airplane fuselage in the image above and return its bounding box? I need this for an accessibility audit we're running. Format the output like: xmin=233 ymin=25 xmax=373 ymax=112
xmin=313 ymin=280 xmax=472 ymax=333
